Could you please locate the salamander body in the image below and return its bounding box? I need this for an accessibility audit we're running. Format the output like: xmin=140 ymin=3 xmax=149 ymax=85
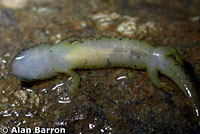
xmin=11 ymin=37 xmax=200 ymax=122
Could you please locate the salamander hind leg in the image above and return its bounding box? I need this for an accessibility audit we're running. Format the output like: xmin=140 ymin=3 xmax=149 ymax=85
xmin=147 ymin=66 xmax=170 ymax=93
xmin=66 ymin=70 xmax=81 ymax=93
xmin=156 ymin=47 xmax=183 ymax=65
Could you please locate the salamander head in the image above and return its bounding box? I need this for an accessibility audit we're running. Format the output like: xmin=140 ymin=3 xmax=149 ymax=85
xmin=11 ymin=44 xmax=57 ymax=81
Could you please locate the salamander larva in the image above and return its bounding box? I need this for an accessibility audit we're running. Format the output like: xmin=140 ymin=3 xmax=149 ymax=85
xmin=11 ymin=37 xmax=200 ymax=123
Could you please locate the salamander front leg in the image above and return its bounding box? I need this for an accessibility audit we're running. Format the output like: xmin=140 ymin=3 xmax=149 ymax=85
xmin=66 ymin=70 xmax=80 ymax=92
xmin=147 ymin=67 xmax=169 ymax=93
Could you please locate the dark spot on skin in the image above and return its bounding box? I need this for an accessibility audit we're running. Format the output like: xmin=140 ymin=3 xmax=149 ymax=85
xmin=84 ymin=59 xmax=88 ymax=65
xmin=106 ymin=58 xmax=112 ymax=67
xmin=130 ymin=50 xmax=133 ymax=54
xmin=129 ymin=50 xmax=138 ymax=59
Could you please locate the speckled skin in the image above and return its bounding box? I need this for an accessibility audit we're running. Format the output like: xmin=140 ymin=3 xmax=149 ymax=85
xmin=11 ymin=37 xmax=200 ymax=122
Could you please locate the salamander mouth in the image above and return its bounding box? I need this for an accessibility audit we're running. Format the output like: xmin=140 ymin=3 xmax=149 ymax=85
xmin=11 ymin=63 xmax=29 ymax=81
